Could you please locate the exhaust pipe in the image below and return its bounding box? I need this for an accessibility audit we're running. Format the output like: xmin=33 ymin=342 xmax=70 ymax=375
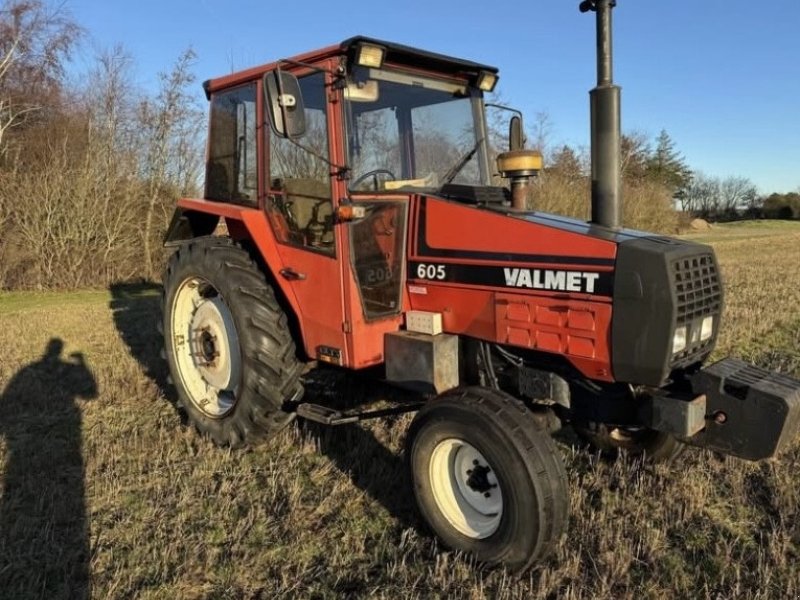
xmin=581 ymin=0 xmax=621 ymax=229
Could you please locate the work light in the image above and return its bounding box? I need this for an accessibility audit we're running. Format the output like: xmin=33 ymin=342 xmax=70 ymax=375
xmin=355 ymin=43 xmax=386 ymax=68
xmin=476 ymin=70 xmax=498 ymax=92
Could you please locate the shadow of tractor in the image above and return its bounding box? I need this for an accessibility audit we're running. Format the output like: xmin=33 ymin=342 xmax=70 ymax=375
xmin=108 ymin=281 xmax=421 ymax=532
xmin=108 ymin=282 xmax=174 ymax=402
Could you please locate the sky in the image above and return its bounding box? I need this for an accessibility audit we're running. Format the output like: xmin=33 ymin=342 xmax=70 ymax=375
xmin=66 ymin=0 xmax=800 ymax=194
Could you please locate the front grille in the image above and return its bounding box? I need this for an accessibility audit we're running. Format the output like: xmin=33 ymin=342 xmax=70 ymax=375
xmin=671 ymin=253 xmax=723 ymax=366
xmin=673 ymin=253 xmax=722 ymax=325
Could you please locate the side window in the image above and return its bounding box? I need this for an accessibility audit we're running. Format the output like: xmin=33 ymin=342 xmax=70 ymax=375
xmin=350 ymin=202 xmax=407 ymax=319
xmin=267 ymin=71 xmax=334 ymax=254
xmin=206 ymin=84 xmax=257 ymax=204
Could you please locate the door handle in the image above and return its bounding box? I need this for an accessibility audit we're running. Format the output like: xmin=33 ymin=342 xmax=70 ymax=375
xmin=279 ymin=268 xmax=307 ymax=281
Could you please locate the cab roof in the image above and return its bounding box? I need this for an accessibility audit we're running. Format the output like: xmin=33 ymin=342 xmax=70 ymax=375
xmin=203 ymin=35 xmax=499 ymax=98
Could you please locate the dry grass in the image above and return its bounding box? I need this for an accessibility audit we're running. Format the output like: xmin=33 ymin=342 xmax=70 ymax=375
xmin=1 ymin=221 xmax=799 ymax=599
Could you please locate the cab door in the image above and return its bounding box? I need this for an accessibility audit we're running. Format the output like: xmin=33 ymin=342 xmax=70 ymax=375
xmin=339 ymin=198 xmax=409 ymax=368
xmin=327 ymin=76 xmax=409 ymax=368
xmin=262 ymin=67 xmax=348 ymax=363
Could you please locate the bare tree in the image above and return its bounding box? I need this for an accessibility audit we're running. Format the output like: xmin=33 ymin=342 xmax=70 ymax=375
xmin=0 ymin=0 xmax=81 ymax=157
xmin=619 ymin=131 xmax=650 ymax=182
xmin=0 ymin=35 xmax=29 ymax=153
xmin=719 ymin=176 xmax=758 ymax=214
xmin=85 ymin=46 xmax=143 ymax=274
xmin=136 ymin=48 xmax=203 ymax=278
xmin=680 ymin=171 xmax=720 ymax=216
xmin=549 ymin=144 xmax=585 ymax=181
xmin=528 ymin=111 xmax=553 ymax=163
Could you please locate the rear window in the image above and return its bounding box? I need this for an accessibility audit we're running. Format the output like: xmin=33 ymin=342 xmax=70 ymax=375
xmin=205 ymin=83 xmax=257 ymax=204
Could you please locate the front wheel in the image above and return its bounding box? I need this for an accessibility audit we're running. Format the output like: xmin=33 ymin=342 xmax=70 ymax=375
xmin=162 ymin=237 xmax=303 ymax=446
xmin=406 ymin=387 xmax=569 ymax=571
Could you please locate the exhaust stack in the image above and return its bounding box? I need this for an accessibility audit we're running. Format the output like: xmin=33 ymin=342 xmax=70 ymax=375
xmin=581 ymin=0 xmax=621 ymax=228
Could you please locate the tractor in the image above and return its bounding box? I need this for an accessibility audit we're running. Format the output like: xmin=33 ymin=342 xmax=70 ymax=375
xmin=161 ymin=0 xmax=800 ymax=571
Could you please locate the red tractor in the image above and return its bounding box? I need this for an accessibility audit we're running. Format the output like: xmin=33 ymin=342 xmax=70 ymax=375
xmin=162 ymin=0 xmax=800 ymax=571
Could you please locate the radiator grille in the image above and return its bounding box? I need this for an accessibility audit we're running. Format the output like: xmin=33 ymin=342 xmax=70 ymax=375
xmin=673 ymin=254 xmax=722 ymax=325
xmin=671 ymin=253 xmax=722 ymax=366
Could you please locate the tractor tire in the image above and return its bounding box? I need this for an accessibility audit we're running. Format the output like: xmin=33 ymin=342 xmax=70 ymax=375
xmin=162 ymin=236 xmax=303 ymax=446
xmin=406 ymin=387 xmax=569 ymax=572
xmin=573 ymin=422 xmax=685 ymax=463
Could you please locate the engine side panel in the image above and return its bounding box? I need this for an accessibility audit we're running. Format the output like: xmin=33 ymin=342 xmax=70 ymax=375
xmin=407 ymin=195 xmax=618 ymax=382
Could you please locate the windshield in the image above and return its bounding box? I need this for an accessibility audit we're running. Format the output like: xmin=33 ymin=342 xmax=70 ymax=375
xmin=345 ymin=67 xmax=489 ymax=192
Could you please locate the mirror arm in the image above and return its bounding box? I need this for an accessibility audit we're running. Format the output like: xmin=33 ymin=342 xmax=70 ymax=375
xmin=485 ymin=102 xmax=526 ymax=151
xmin=277 ymin=58 xmax=340 ymax=76
xmin=485 ymin=103 xmax=524 ymax=121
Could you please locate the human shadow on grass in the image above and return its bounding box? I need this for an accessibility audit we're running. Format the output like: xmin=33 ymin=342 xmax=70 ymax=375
xmin=0 ymin=338 xmax=98 ymax=600
xmin=108 ymin=282 xmax=175 ymax=405
xmin=297 ymin=368 xmax=422 ymax=532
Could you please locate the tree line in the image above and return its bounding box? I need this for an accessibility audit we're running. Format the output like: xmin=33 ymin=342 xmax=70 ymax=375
xmin=0 ymin=1 xmax=794 ymax=291
xmin=0 ymin=0 xmax=203 ymax=290
xmin=505 ymin=112 xmax=796 ymax=225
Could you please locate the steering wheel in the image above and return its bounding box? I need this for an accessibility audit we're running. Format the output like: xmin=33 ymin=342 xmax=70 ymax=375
xmin=351 ymin=169 xmax=396 ymax=191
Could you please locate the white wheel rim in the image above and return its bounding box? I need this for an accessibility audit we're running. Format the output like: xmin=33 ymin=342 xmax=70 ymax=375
xmin=429 ymin=438 xmax=503 ymax=539
xmin=170 ymin=276 xmax=242 ymax=418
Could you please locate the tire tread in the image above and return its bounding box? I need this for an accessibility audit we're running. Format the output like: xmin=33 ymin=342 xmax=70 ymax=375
xmin=161 ymin=236 xmax=303 ymax=446
xmin=407 ymin=386 xmax=569 ymax=571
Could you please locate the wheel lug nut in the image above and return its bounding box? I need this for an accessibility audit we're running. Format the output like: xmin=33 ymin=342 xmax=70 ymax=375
xmin=484 ymin=492 xmax=491 ymax=498
xmin=466 ymin=469 xmax=473 ymax=475
xmin=473 ymin=459 xmax=479 ymax=465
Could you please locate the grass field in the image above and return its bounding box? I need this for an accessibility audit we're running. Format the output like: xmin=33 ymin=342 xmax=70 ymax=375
xmin=1 ymin=220 xmax=799 ymax=599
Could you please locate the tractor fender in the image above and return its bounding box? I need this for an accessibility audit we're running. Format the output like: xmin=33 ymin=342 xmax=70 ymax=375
xmin=163 ymin=207 xmax=220 ymax=246
xmin=168 ymin=198 xmax=305 ymax=348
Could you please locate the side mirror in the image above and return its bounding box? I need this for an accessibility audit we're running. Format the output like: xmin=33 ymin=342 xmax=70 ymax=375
xmin=264 ymin=70 xmax=306 ymax=138
xmin=509 ymin=115 xmax=524 ymax=151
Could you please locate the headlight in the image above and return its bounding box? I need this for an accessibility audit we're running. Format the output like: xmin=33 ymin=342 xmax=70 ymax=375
xmin=700 ymin=316 xmax=714 ymax=341
xmin=672 ymin=326 xmax=687 ymax=354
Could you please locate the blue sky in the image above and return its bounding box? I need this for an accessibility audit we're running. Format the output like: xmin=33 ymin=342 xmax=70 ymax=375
xmin=67 ymin=0 xmax=799 ymax=194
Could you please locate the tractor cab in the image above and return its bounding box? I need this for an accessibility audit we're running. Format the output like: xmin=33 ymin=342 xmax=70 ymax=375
xmin=181 ymin=37 xmax=506 ymax=370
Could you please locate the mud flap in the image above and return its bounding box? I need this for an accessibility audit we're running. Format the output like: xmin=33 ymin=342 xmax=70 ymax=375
xmin=685 ymin=358 xmax=800 ymax=460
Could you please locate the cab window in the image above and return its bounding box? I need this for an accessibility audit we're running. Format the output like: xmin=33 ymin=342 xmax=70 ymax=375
xmin=266 ymin=71 xmax=334 ymax=254
xmin=205 ymin=83 xmax=257 ymax=204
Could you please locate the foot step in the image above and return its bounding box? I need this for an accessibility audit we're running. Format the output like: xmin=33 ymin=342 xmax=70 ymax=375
xmin=295 ymin=401 xmax=425 ymax=426
xmin=296 ymin=403 xmax=358 ymax=425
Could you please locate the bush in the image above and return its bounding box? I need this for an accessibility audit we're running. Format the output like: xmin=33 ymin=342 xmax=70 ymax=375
xmin=529 ymin=173 xmax=679 ymax=233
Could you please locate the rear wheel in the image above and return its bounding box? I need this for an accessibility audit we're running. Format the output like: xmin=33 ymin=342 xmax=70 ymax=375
xmin=407 ymin=387 xmax=569 ymax=571
xmin=162 ymin=237 xmax=303 ymax=446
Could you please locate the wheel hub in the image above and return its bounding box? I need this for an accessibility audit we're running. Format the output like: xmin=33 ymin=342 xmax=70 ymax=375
xmin=429 ymin=438 xmax=503 ymax=539
xmin=465 ymin=462 xmax=497 ymax=496
xmin=196 ymin=328 xmax=219 ymax=365
xmin=188 ymin=298 xmax=240 ymax=391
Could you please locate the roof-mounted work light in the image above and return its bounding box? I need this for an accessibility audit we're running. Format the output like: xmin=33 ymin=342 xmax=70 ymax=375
xmin=476 ymin=70 xmax=498 ymax=92
xmin=355 ymin=43 xmax=386 ymax=68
